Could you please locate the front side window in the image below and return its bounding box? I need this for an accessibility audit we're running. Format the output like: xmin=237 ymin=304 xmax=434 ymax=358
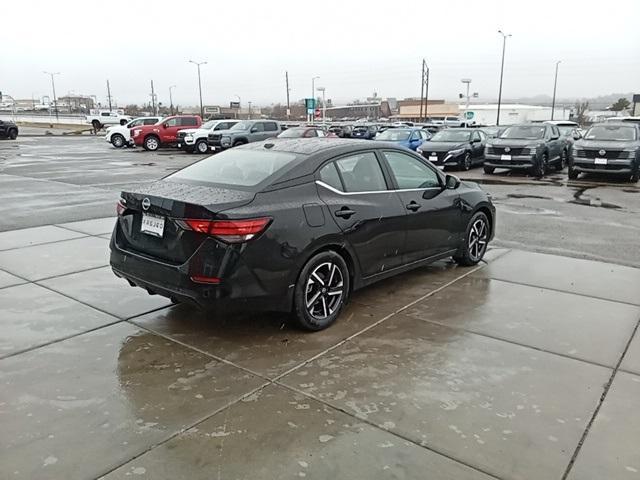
xmin=129 ymin=119 xmax=144 ymax=127
xmin=303 ymin=129 xmax=318 ymax=138
xmin=143 ymin=118 xmax=158 ymax=125
xmin=251 ymin=123 xmax=265 ymax=133
xmin=165 ymin=118 xmax=179 ymax=127
xmin=383 ymin=151 xmax=440 ymax=189
xmin=334 ymin=152 xmax=387 ymax=193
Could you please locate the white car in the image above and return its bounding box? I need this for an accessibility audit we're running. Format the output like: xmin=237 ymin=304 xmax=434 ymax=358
xmin=87 ymin=110 xmax=132 ymax=130
xmin=105 ymin=116 xmax=162 ymax=148
xmin=177 ymin=119 xmax=239 ymax=153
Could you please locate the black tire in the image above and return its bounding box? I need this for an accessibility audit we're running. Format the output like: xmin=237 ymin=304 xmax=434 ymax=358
xmin=459 ymin=152 xmax=472 ymax=171
xmin=453 ymin=211 xmax=490 ymax=267
xmin=8 ymin=129 xmax=18 ymax=140
xmin=556 ymin=149 xmax=567 ymax=171
xmin=531 ymin=153 xmax=547 ymax=178
xmin=92 ymin=120 xmax=102 ymax=131
xmin=195 ymin=139 xmax=209 ymax=154
xmin=143 ymin=135 xmax=160 ymax=151
xmin=111 ymin=133 xmax=125 ymax=148
xmin=568 ymin=164 xmax=579 ymax=180
xmin=293 ymin=250 xmax=350 ymax=331
xmin=232 ymin=139 xmax=247 ymax=147
xmin=483 ymin=165 xmax=495 ymax=174
xmin=631 ymin=166 xmax=639 ymax=183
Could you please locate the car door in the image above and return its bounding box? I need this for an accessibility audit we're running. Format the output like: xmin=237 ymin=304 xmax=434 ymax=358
xmin=471 ymin=131 xmax=484 ymax=160
xmin=408 ymin=131 xmax=422 ymax=151
xmin=162 ymin=117 xmax=182 ymax=143
xmin=263 ymin=122 xmax=279 ymax=140
xmin=316 ymin=151 xmax=406 ymax=277
xmin=249 ymin=122 xmax=264 ymax=141
xmin=381 ymin=150 xmax=462 ymax=262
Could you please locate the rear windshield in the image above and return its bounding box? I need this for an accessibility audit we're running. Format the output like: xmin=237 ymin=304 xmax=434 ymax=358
xmin=584 ymin=125 xmax=637 ymax=141
xmin=376 ymin=129 xmax=411 ymax=141
xmin=166 ymin=148 xmax=301 ymax=188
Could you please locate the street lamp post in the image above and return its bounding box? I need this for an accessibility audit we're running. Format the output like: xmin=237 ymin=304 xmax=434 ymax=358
xmin=234 ymin=95 xmax=241 ymax=119
xmin=496 ymin=30 xmax=511 ymax=126
xmin=43 ymin=71 xmax=60 ymax=122
xmin=311 ymin=76 xmax=320 ymax=123
xmin=461 ymin=78 xmax=472 ymax=118
xmin=551 ymin=61 xmax=561 ymax=120
xmin=317 ymin=87 xmax=326 ymax=126
xmin=188 ymin=60 xmax=207 ymax=119
xmin=248 ymin=101 xmax=252 ymax=120
xmin=169 ymin=85 xmax=176 ymax=115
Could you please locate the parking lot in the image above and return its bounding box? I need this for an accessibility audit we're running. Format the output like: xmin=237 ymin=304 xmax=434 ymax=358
xmin=1 ymin=136 xmax=640 ymax=479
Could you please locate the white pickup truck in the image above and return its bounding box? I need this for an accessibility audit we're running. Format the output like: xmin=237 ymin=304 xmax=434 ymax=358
xmin=86 ymin=109 xmax=132 ymax=131
xmin=105 ymin=116 xmax=162 ymax=148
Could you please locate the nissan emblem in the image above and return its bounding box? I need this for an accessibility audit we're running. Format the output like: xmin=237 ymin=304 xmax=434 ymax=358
xmin=142 ymin=198 xmax=151 ymax=211
xmin=505 ymin=147 xmax=511 ymax=153
xmin=598 ymin=149 xmax=606 ymax=156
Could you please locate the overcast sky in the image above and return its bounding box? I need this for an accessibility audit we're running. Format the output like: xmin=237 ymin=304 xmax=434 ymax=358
xmin=2 ymin=0 xmax=639 ymax=108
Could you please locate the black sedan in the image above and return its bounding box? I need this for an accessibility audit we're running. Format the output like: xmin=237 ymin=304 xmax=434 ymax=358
xmin=110 ymin=139 xmax=495 ymax=331
xmin=417 ymin=129 xmax=487 ymax=170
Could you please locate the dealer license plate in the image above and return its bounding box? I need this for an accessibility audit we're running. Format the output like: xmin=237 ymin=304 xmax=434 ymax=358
xmin=429 ymin=155 xmax=437 ymax=162
xmin=594 ymin=157 xmax=608 ymax=165
xmin=177 ymin=143 xmax=182 ymax=148
xmin=501 ymin=154 xmax=512 ymax=161
xmin=141 ymin=213 xmax=165 ymax=237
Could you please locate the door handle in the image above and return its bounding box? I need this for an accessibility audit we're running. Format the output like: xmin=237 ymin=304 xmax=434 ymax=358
xmin=406 ymin=201 xmax=421 ymax=212
xmin=335 ymin=207 xmax=356 ymax=219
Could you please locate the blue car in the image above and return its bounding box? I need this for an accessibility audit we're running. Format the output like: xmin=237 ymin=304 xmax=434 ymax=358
xmin=375 ymin=127 xmax=431 ymax=151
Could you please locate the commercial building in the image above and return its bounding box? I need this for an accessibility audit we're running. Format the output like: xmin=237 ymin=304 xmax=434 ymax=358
xmin=458 ymin=104 xmax=572 ymax=125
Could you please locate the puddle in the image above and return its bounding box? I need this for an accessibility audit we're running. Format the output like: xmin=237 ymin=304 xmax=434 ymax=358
xmin=506 ymin=193 xmax=553 ymax=200
xmin=569 ymin=186 xmax=622 ymax=210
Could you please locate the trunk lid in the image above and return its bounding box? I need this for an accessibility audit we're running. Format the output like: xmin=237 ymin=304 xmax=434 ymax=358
xmin=116 ymin=181 xmax=255 ymax=264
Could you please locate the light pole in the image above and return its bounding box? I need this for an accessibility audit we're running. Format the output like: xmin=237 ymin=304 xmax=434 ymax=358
xmin=461 ymin=78 xmax=471 ymax=118
xmin=248 ymin=101 xmax=252 ymax=120
xmin=234 ymin=95 xmax=241 ymax=118
xmin=311 ymin=76 xmax=320 ymax=123
xmin=169 ymin=85 xmax=176 ymax=115
xmin=188 ymin=60 xmax=207 ymax=119
xmin=43 ymin=71 xmax=60 ymax=121
xmin=551 ymin=61 xmax=561 ymax=120
xmin=317 ymin=87 xmax=326 ymax=126
xmin=496 ymin=30 xmax=511 ymax=126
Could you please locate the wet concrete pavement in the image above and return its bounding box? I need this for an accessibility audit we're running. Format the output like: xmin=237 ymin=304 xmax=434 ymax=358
xmin=0 ymin=235 xmax=638 ymax=479
xmin=1 ymin=136 xmax=640 ymax=479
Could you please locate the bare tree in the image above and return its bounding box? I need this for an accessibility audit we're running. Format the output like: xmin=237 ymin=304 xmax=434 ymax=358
xmin=574 ymin=101 xmax=589 ymax=125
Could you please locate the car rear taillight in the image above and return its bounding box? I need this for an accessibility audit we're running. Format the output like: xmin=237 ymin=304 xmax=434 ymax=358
xmin=116 ymin=198 xmax=126 ymax=216
xmin=182 ymin=217 xmax=271 ymax=243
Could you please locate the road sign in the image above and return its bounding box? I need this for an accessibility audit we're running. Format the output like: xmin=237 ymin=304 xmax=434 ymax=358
xmin=230 ymin=101 xmax=240 ymax=109
xmin=305 ymin=98 xmax=316 ymax=114
xmin=465 ymin=111 xmax=475 ymax=120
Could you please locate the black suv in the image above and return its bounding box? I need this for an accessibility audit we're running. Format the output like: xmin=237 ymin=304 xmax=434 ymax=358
xmin=484 ymin=123 xmax=569 ymax=177
xmin=569 ymin=122 xmax=640 ymax=182
xmin=0 ymin=119 xmax=19 ymax=139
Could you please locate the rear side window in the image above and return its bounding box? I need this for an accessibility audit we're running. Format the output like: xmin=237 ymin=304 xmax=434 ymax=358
xmin=167 ymin=149 xmax=300 ymax=188
xmin=264 ymin=122 xmax=278 ymax=132
xmin=319 ymin=162 xmax=343 ymax=191
xmin=182 ymin=117 xmax=198 ymax=126
xmin=334 ymin=152 xmax=387 ymax=192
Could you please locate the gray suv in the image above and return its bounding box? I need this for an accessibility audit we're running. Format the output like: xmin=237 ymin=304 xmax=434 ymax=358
xmin=208 ymin=120 xmax=282 ymax=150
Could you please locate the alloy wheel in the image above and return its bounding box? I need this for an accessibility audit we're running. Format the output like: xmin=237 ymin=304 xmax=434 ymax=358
xmin=468 ymin=217 xmax=488 ymax=262
xmin=112 ymin=135 xmax=124 ymax=147
xmin=304 ymin=261 xmax=344 ymax=320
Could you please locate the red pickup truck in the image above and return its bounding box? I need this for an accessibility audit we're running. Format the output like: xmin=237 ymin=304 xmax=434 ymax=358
xmin=131 ymin=115 xmax=202 ymax=151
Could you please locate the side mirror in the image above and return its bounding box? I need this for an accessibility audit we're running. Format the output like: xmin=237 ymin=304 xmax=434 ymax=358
xmin=445 ymin=174 xmax=461 ymax=190
xmin=572 ymin=132 xmax=581 ymax=140
xmin=250 ymin=127 xmax=258 ymax=133
xmin=162 ymin=123 xmax=168 ymax=129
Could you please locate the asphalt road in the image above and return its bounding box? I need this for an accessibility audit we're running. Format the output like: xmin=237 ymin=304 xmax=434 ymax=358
xmin=1 ymin=136 xmax=639 ymax=267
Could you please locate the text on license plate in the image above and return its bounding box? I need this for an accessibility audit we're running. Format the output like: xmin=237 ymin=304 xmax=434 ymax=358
xmin=501 ymin=154 xmax=512 ymax=161
xmin=141 ymin=213 xmax=165 ymax=237
xmin=594 ymin=157 xmax=608 ymax=165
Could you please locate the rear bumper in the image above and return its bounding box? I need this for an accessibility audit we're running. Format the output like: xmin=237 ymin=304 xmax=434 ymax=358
xmin=109 ymin=229 xmax=292 ymax=312
xmin=484 ymin=153 xmax=536 ymax=169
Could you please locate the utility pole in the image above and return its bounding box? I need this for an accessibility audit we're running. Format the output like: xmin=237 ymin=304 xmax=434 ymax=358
xmin=419 ymin=59 xmax=425 ymax=122
xmin=248 ymin=101 xmax=252 ymax=120
xmin=43 ymin=71 xmax=60 ymax=122
xmin=285 ymin=71 xmax=291 ymax=120
xmin=311 ymin=76 xmax=319 ymax=124
xmin=169 ymin=85 xmax=176 ymax=115
xmin=106 ymin=80 xmax=113 ymax=111
xmin=424 ymin=65 xmax=430 ymax=121
xmin=317 ymin=86 xmax=326 ymax=126
xmin=150 ymin=80 xmax=157 ymax=115
xmin=551 ymin=61 xmax=561 ymax=120
xmin=496 ymin=30 xmax=511 ymax=126
xmin=189 ymin=60 xmax=207 ymax=119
